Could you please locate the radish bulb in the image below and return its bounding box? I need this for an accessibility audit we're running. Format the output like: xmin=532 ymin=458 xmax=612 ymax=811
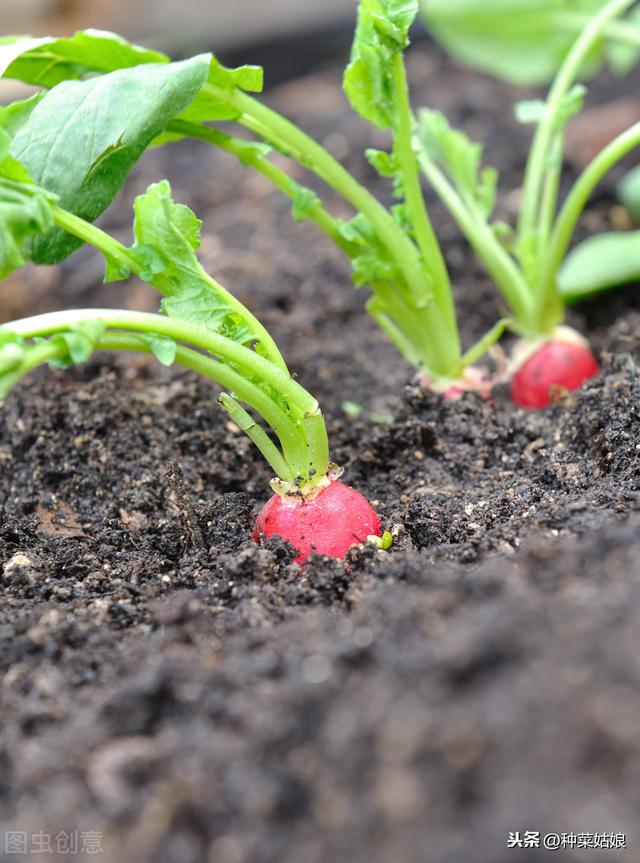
xmin=253 ymin=477 xmax=381 ymax=564
xmin=510 ymin=326 xmax=599 ymax=409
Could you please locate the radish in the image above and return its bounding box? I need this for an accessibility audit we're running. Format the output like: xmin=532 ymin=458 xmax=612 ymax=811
xmin=0 ymin=179 xmax=383 ymax=568
xmin=253 ymin=477 xmax=381 ymax=564
xmin=510 ymin=326 xmax=599 ymax=409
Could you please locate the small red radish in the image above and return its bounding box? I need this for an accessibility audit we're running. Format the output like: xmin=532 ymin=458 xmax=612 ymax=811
xmin=510 ymin=326 xmax=599 ymax=409
xmin=253 ymin=478 xmax=381 ymax=564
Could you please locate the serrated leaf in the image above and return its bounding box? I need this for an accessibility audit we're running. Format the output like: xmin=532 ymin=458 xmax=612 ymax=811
xmin=558 ymin=231 xmax=640 ymax=302
xmin=343 ymin=0 xmax=419 ymax=130
xmin=6 ymin=55 xmax=211 ymax=264
xmin=0 ymin=30 xmax=167 ymax=88
xmin=337 ymin=213 xmax=400 ymax=286
xmin=291 ymin=187 xmax=321 ymax=222
xmin=365 ymin=148 xmax=397 ymax=178
xmin=129 ymin=180 xmax=259 ymax=352
xmin=337 ymin=213 xmax=377 ymax=247
xmin=161 ymin=289 xmax=253 ymax=346
xmin=45 ymin=319 xmax=107 ymax=368
xmin=391 ymin=202 xmax=412 ymax=233
xmin=416 ymin=109 xmax=498 ymax=219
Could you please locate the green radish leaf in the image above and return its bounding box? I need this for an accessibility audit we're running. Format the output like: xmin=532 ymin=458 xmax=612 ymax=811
xmin=128 ymin=181 xmax=257 ymax=350
xmin=4 ymin=55 xmax=211 ymax=264
xmin=176 ymin=57 xmax=264 ymax=124
xmin=515 ymin=100 xmax=546 ymax=125
xmin=558 ymin=231 xmax=640 ymax=302
xmin=145 ymin=334 xmax=177 ymax=366
xmin=343 ymin=0 xmax=419 ymax=130
xmin=337 ymin=213 xmax=400 ymax=285
xmin=291 ymin=187 xmax=322 ymax=222
xmin=420 ymin=0 xmax=622 ymax=86
xmin=617 ymin=165 xmax=640 ymax=218
xmin=416 ymin=109 xmax=498 ymax=219
xmin=59 ymin=332 xmax=95 ymax=365
xmin=515 ymin=85 xmax=586 ymax=128
xmin=365 ymin=148 xmax=398 ymax=178
xmin=0 ymin=135 xmax=56 ymax=278
xmin=0 ymin=30 xmax=166 ymax=88
xmin=42 ymin=319 xmax=106 ymax=369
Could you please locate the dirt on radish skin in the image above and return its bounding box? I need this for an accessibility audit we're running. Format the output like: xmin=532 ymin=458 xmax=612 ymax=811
xmin=253 ymin=479 xmax=381 ymax=563
xmin=510 ymin=335 xmax=599 ymax=409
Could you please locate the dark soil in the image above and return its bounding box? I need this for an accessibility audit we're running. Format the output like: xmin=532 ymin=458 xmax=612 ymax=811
xmin=1 ymin=41 xmax=640 ymax=863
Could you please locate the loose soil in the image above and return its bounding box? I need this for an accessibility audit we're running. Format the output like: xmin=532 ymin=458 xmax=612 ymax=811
xmin=1 ymin=41 xmax=640 ymax=863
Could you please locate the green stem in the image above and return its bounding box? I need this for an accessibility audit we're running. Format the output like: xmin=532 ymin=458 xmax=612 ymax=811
xmin=227 ymin=87 xmax=426 ymax=295
xmin=537 ymin=133 xmax=564 ymax=255
xmin=52 ymin=205 xmax=139 ymax=274
xmin=218 ymin=392 xmax=293 ymax=480
xmin=52 ymin=204 xmax=288 ymax=372
xmin=418 ymin=152 xmax=533 ymax=322
xmin=167 ymin=120 xmax=358 ymax=258
xmin=391 ymin=54 xmax=457 ymax=343
xmin=518 ymin=0 xmax=637 ymax=245
xmin=366 ymin=295 xmax=424 ymax=370
xmin=203 ymin=84 xmax=460 ymax=374
xmin=0 ymin=340 xmax=63 ymax=398
xmin=538 ymin=119 xmax=640 ymax=328
xmin=8 ymin=309 xmax=329 ymax=481
xmin=458 ymin=318 xmax=510 ymax=370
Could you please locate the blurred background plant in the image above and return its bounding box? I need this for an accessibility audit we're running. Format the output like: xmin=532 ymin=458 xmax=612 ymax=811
xmin=421 ymin=0 xmax=640 ymax=301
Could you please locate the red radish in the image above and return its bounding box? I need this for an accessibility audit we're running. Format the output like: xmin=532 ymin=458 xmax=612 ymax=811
xmin=510 ymin=326 xmax=599 ymax=409
xmin=253 ymin=479 xmax=381 ymax=564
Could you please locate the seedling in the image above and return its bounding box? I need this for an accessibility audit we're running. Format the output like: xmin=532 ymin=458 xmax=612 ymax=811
xmin=0 ymin=18 xmax=509 ymax=399
xmin=0 ymin=153 xmax=381 ymax=563
xmin=415 ymin=0 xmax=640 ymax=405
xmin=2 ymin=2 xmax=638 ymax=407
xmin=422 ymin=0 xmax=640 ymax=404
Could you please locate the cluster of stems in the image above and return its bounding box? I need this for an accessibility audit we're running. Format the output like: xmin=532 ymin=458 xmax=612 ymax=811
xmin=160 ymin=0 xmax=640 ymax=366
xmin=3 ymin=203 xmax=330 ymax=488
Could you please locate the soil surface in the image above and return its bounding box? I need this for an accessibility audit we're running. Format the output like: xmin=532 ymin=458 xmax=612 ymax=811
xmin=1 ymin=41 xmax=640 ymax=863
